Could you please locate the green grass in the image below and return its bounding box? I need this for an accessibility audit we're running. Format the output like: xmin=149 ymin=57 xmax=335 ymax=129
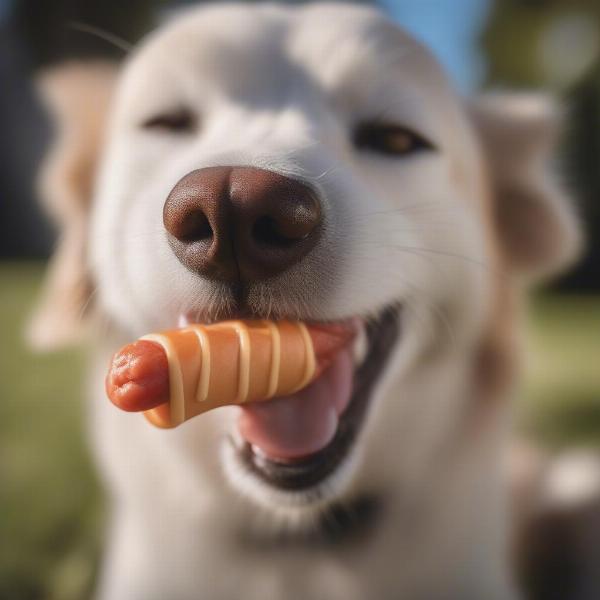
xmin=0 ymin=263 xmax=103 ymax=600
xmin=521 ymin=294 xmax=600 ymax=447
xmin=0 ymin=261 xmax=599 ymax=599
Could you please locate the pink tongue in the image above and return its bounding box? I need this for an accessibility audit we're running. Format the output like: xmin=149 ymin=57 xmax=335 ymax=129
xmin=238 ymin=349 xmax=354 ymax=461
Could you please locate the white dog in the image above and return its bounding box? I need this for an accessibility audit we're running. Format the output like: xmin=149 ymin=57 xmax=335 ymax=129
xmin=30 ymin=3 xmax=581 ymax=599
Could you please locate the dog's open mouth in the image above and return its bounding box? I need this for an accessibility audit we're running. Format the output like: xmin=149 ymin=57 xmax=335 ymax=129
xmin=230 ymin=306 xmax=400 ymax=491
xmin=108 ymin=299 xmax=401 ymax=494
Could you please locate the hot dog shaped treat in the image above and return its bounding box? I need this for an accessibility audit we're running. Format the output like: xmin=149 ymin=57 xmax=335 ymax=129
xmin=106 ymin=320 xmax=355 ymax=428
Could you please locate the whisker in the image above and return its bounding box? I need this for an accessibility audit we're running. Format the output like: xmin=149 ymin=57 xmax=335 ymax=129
xmin=396 ymin=246 xmax=498 ymax=276
xmin=349 ymin=202 xmax=473 ymax=221
xmin=398 ymin=251 xmax=458 ymax=348
xmin=350 ymin=242 xmax=499 ymax=277
xmin=78 ymin=284 xmax=100 ymax=322
xmin=314 ymin=164 xmax=343 ymax=181
xmin=69 ymin=21 xmax=134 ymax=53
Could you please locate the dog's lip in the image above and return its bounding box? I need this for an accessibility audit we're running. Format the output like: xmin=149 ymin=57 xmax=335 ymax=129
xmin=230 ymin=305 xmax=401 ymax=491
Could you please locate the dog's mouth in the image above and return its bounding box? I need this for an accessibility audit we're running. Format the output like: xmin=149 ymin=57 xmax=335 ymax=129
xmin=228 ymin=305 xmax=401 ymax=491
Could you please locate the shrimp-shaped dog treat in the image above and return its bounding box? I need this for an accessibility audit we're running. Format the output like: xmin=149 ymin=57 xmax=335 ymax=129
xmin=106 ymin=320 xmax=353 ymax=428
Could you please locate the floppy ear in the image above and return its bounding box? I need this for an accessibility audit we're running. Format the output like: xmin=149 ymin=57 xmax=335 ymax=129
xmin=26 ymin=61 xmax=118 ymax=350
xmin=469 ymin=93 xmax=583 ymax=281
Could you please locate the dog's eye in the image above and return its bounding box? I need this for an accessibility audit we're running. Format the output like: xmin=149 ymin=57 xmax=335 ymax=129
xmin=141 ymin=109 xmax=197 ymax=133
xmin=353 ymin=123 xmax=434 ymax=156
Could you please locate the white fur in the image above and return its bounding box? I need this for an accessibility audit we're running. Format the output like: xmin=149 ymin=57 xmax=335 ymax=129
xmin=68 ymin=3 xmax=577 ymax=599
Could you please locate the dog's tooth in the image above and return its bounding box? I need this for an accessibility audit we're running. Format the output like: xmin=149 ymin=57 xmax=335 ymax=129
xmin=353 ymin=325 xmax=368 ymax=366
xmin=250 ymin=444 xmax=269 ymax=460
xmin=230 ymin=428 xmax=247 ymax=452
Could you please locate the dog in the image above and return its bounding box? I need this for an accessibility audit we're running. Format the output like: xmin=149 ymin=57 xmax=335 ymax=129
xmin=29 ymin=3 xmax=581 ymax=599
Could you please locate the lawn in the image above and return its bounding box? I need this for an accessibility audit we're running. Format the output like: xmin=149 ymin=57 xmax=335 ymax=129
xmin=521 ymin=294 xmax=600 ymax=446
xmin=0 ymin=263 xmax=102 ymax=600
xmin=0 ymin=261 xmax=599 ymax=599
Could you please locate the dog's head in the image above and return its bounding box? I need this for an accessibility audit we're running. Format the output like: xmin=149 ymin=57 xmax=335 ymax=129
xmin=31 ymin=3 xmax=580 ymax=529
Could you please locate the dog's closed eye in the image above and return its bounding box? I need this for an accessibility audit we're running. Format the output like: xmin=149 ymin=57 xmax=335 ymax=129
xmin=353 ymin=122 xmax=434 ymax=157
xmin=141 ymin=107 xmax=197 ymax=134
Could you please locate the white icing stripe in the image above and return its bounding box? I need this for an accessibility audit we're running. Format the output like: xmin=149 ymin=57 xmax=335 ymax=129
xmin=190 ymin=326 xmax=211 ymax=402
xmin=232 ymin=322 xmax=251 ymax=403
xmin=265 ymin=321 xmax=280 ymax=398
xmin=295 ymin=322 xmax=316 ymax=391
xmin=141 ymin=333 xmax=184 ymax=425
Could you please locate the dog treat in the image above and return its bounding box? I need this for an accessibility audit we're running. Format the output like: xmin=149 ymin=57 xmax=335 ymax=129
xmin=106 ymin=320 xmax=354 ymax=428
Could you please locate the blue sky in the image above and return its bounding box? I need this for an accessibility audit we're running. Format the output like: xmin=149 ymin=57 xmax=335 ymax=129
xmin=378 ymin=0 xmax=493 ymax=91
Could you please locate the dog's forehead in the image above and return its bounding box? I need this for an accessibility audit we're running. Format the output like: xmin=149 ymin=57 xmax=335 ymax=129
xmin=121 ymin=3 xmax=453 ymax=110
xmin=288 ymin=4 xmax=449 ymax=91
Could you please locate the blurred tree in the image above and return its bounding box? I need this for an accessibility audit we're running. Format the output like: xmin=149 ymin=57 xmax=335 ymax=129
xmin=561 ymin=62 xmax=600 ymax=291
xmin=485 ymin=0 xmax=600 ymax=89
xmin=13 ymin=0 xmax=154 ymax=66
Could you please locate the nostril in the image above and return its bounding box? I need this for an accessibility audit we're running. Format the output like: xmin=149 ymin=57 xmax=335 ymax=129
xmin=251 ymin=195 xmax=322 ymax=249
xmin=175 ymin=210 xmax=213 ymax=243
xmin=252 ymin=216 xmax=299 ymax=248
xmin=278 ymin=201 xmax=321 ymax=240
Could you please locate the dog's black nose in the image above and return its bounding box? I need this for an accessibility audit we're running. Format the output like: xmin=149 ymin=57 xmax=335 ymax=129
xmin=163 ymin=166 xmax=322 ymax=282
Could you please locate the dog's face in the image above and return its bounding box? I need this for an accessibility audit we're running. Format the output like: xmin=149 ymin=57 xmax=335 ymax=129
xmin=32 ymin=3 xmax=580 ymax=529
xmin=94 ymin=3 xmax=489 ymax=337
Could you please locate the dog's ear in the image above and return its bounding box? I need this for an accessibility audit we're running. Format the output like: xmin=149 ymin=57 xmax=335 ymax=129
xmin=469 ymin=93 xmax=582 ymax=280
xmin=26 ymin=61 xmax=118 ymax=350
